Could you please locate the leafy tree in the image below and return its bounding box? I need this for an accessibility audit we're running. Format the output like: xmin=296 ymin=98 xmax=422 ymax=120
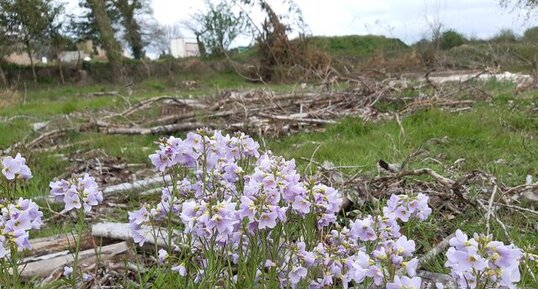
xmin=438 ymin=29 xmax=466 ymax=50
xmin=186 ymin=0 xmax=247 ymax=57
xmin=491 ymin=28 xmax=519 ymax=43
xmin=0 ymin=0 xmax=63 ymax=82
xmin=0 ymin=11 xmax=13 ymax=87
xmin=86 ymin=0 xmax=123 ymax=81
xmin=523 ymin=26 xmax=538 ymax=42
xmin=50 ymin=29 xmax=76 ymax=84
xmin=74 ymin=0 xmax=158 ymax=60
xmin=71 ymin=0 xmax=120 ymax=48
xmin=113 ymin=0 xmax=148 ymax=59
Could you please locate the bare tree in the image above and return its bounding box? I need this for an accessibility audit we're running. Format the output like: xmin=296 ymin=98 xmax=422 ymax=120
xmin=501 ymin=0 xmax=538 ymax=12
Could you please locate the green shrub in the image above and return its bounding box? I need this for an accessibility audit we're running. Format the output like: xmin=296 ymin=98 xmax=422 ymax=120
xmin=306 ymin=35 xmax=409 ymax=56
xmin=490 ymin=28 xmax=519 ymax=43
xmin=438 ymin=29 xmax=466 ymax=50
xmin=523 ymin=26 xmax=538 ymax=42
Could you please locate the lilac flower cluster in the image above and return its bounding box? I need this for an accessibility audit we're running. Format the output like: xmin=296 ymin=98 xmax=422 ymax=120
xmin=1 ymin=153 xmax=32 ymax=180
xmin=130 ymin=130 xmax=346 ymax=283
xmin=49 ymin=173 xmax=103 ymax=213
xmin=0 ymin=155 xmax=42 ymax=258
xmin=341 ymin=193 xmax=427 ymax=288
xmin=127 ymin=130 xmax=525 ymax=289
xmin=273 ymin=241 xmax=316 ymax=288
xmin=383 ymin=192 xmax=432 ymax=222
xmin=445 ymin=230 xmax=522 ymax=289
xmin=148 ymin=131 xmax=259 ymax=174
xmin=128 ymin=206 xmax=150 ymax=246
xmin=350 ymin=236 xmax=420 ymax=287
xmin=0 ymin=197 xmax=43 ymax=258
xmin=309 ymin=228 xmax=360 ymax=288
xmin=306 ymin=184 xmax=342 ymax=228
xmin=350 ymin=214 xmax=401 ymax=242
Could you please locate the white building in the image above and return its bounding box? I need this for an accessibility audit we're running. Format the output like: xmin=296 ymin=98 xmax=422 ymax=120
xmin=169 ymin=38 xmax=200 ymax=58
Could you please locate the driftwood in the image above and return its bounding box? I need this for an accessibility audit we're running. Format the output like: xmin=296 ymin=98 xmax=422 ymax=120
xmin=418 ymin=232 xmax=455 ymax=266
xmin=28 ymin=233 xmax=94 ymax=256
xmin=20 ymin=241 xmax=128 ymax=279
xmin=92 ymin=222 xmax=173 ymax=248
xmin=103 ymin=174 xmax=170 ymax=197
xmin=99 ymin=122 xmax=213 ymax=135
xmin=87 ymin=91 xmax=119 ymax=97
xmin=257 ymin=112 xmax=337 ymax=125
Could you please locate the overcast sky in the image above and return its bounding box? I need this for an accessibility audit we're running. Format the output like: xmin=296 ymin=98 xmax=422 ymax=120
xmin=149 ymin=0 xmax=538 ymax=44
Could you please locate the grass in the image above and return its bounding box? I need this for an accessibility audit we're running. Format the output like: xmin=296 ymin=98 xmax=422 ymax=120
xmin=307 ymin=35 xmax=410 ymax=57
xmin=270 ymin=103 xmax=538 ymax=185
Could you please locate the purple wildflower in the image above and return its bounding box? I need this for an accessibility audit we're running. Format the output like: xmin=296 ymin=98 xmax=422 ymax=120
xmin=1 ymin=153 xmax=32 ymax=180
xmin=63 ymin=266 xmax=73 ymax=277
xmin=386 ymin=276 xmax=422 ymax=289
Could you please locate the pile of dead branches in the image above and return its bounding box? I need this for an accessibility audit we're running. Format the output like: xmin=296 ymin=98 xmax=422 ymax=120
xmin=93 ymin=82 xmax=476 ymax=138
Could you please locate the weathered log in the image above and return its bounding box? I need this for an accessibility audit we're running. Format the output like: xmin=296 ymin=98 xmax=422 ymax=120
xmin=100 ymin=122 xmax=214 ymax=135
xmin=103 ymin=174 xmax=171 ymax=197
xmin=20 ymin=241 xmax=128 ymax=279
xmin=92 ymin=222 xmax=173 ymax=248
xmin=28 ymin=233 xmax=93 ymax=256
xmin=257 ymin=112 xmax=336 ymax=125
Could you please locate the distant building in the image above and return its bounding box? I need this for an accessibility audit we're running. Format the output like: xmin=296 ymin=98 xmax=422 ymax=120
xmin=169 ymin=38 xmax=199 ymax=58
xmin=60 ymin=51 xmax=90 ymax=63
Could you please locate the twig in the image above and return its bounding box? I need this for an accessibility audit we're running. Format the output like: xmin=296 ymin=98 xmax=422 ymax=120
xmin=394 ymin=112 xmax=405 ymax=140
xmin=374 ymin=167 xmax=455 ymax=188
xmin=485 ymin=177 xmax=499 ymax=235
xmin=476 ymin=199 xmax=510 ymax=240
xmin=418 ymin=232 xmax=455 ymax=267
xmin=257 ymin=113 xmax=336 ymax=125
xmin=489 ymin=201 xmax=538 ymax=216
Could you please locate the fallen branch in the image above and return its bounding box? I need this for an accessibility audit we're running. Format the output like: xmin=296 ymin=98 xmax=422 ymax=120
xmin=418 ymin=232 xmax=455 ymax=267
xmin=100 ymin=122 xmax=214 ymax=135
xmin=257 ymin=112 xmax=336 ymax=125
xmin=92 ymin=222 xmax=174 ymax=248
xmin=28 ymin=233 xmax=93 ymax=256
xmin=103 ymin=175 xmax=171 ymax=197
xmin=20 ymin=241 xmax=128 ymax=279
xmin=485 ymin=177 xmax=499 ymax=235
xmin=374 ymin=167 xmax=455 ymax=188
